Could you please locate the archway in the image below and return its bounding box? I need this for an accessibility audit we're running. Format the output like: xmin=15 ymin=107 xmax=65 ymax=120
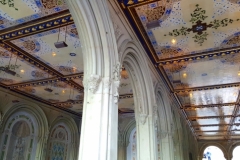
xmin=232 ymin=146 xmax=240 ymax=160
xmin=0 ymin=103 xmax=48 ymax=160
xmin=47 ymin=116 xmax=79 ymax=160
xmin=119 ymin=39 xmax=157 ymax=159
xmin=154 ymin=83 xmax=175 ymax=160
xmin=202 ymin=146 xmax=226 ymax=160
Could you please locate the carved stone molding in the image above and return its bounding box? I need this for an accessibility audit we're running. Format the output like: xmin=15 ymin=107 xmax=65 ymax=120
xmin=153 ymin=104 xmax=158 ymax=129
xmin=113 ymin=62 xmax=121 ymax=81
xmin=112 ymin=62 xmax=121 ymax=103
xmin=83 ymin=75 xmax=102 ymax=93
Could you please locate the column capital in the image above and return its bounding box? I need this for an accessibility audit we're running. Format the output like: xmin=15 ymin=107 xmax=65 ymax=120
xmin=83 ymin=74 xmax=102 ymax=93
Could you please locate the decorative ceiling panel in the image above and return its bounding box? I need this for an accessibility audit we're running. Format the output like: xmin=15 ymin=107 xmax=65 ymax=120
xmin=191 ymin=117 xmax=231 ymax=126
xmin=196 ymin=126 xmax=227 ymax=132
xmin=177 ymin=87 xmax=239 ymax=106
xmin=11 ymin=24 xmax=83 ymax=76
xmin=16 ymin=81 xmax=83 ymax=112
xmin=185 ymin=106 xmax=235 ymax=117
xmin=118 ymin=0 xmax=240 ymax=139
xmin=164 ymin=54 xmax=240 ymax=88
xmin=17 ymin=81 xmax=82 ymax=102
xmin=0 ymin=46 xmax=53 ymax=85
xmin=132 ymin=0 xmax=240 ymax=60
xmin=0 ymin=0 xmax=68 ymax=30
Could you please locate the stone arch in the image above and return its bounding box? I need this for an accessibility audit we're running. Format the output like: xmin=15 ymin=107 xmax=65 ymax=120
xmin=120 ymin=39 xmax=155 ymax=118
xmin=0 ymin=103 xmax=48 ymax=160
xmin=154 ymin=83 xmax=174 ymax=160
xmin=47 ymin=116 xmax=79 ymax=160
xmin=66 ymin=0 xmax=119 ymax=77
xmin=121 ymin=118 xmax=136 ymax=146
xmin=199 ymin=142 xmax=228 ymax=160
xmin=119 ymin=39 xmax=157 ymax=159
xmin=228 ymin=141 xmax=240 ymax=160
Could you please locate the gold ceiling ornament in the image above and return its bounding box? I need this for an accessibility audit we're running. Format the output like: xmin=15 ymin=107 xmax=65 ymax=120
xmin=22 ymin=40 xmax=36 ymax=52
xmin=175 ymin=83 xmax=189 ymax=89
xmin=157 ymin=47 xmax=185 ymax=59
xmin=41 ymin=0 xmax=64 ymax=9
xmin=164 ymin=61 xmax=187 ymax=73
xmin=223 ymin=53 xmax=240 ymax=64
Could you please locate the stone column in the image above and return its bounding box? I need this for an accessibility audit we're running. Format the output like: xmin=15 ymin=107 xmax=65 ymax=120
xmin=136 ymin=115 xmax=158 ymax=160
xmin=78 ymin=75 xmax=120 ymax=160
xmin=158 ymin=131 xmax=175 ymax=160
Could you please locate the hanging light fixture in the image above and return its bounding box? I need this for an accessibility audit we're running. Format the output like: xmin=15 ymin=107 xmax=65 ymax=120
xmin=54 ymin=24 xmax=68 ymax=48
xmin=0 ymin=52 xmax=17 ymax=76
xmin=121 ymin=67 xmax=128 ymax=79
xmin=44 ymin=74 xmax=53 ymax=92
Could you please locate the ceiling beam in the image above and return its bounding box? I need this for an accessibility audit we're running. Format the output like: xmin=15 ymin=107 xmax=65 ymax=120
xmin=158 ymin=46 xmax=240 ymax=65
xmin=188 ymin=115 xmax=233 ymax=120
xmin=195 ymin=130 xmax=227 ymax=133
xmin=174 ymin=82 xmax=240 ymax=93
xmin=192 ymin=123 xmax=240 ymax=128
xmin=227 ymin=91 xmax=240 ymax=136
xmin=0 ymin=10 xmax=73 ymax=41
xmin=7 ymin=74 xmax=84 ymax=91
xmin=13 ymin=88 xmax=81 ymax=116
xmin=183 ymin=103 xmax=236 ymax=110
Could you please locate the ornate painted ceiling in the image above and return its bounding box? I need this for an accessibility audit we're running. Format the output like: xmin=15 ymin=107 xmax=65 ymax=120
xmin=118 ymin=0 xmax=240 ymax=140
xmin=0 ymin=0 xmax=134 ymax=116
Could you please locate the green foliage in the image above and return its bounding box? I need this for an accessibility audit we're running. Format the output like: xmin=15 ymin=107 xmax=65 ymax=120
xmin=0 ymin=0 xmax=18 ymax=11
xmin=210 ymin=18 xmax=234 ymax=29
xmin=192 ymin=32 xmax=208 ymax=46
xmin=169 ymin=27 xmax=190 ymax=36
xmin=190 ymin=4 xmax=208 ymax=24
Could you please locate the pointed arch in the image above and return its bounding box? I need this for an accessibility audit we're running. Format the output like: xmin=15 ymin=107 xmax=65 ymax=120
xmin=119 ymin=39 xmax=157 ymax=159
xmin=66 ymin=0 xmax=119 ymax=77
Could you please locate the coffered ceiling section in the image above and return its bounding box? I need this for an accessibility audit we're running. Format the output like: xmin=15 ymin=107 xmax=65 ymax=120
xmin=118 ymin=0 xmax=240 ymax=140
xmin=0 ymin=0 xmax=83 ymax=115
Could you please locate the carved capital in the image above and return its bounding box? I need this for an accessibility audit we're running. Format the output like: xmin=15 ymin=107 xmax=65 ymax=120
xmin=84 ymin=75 xmax=102 ymax=93
xmin=139 ymin=113 xmax=147 ymax=125
xmin=158 ymin=131 xmax=168 ymax=139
